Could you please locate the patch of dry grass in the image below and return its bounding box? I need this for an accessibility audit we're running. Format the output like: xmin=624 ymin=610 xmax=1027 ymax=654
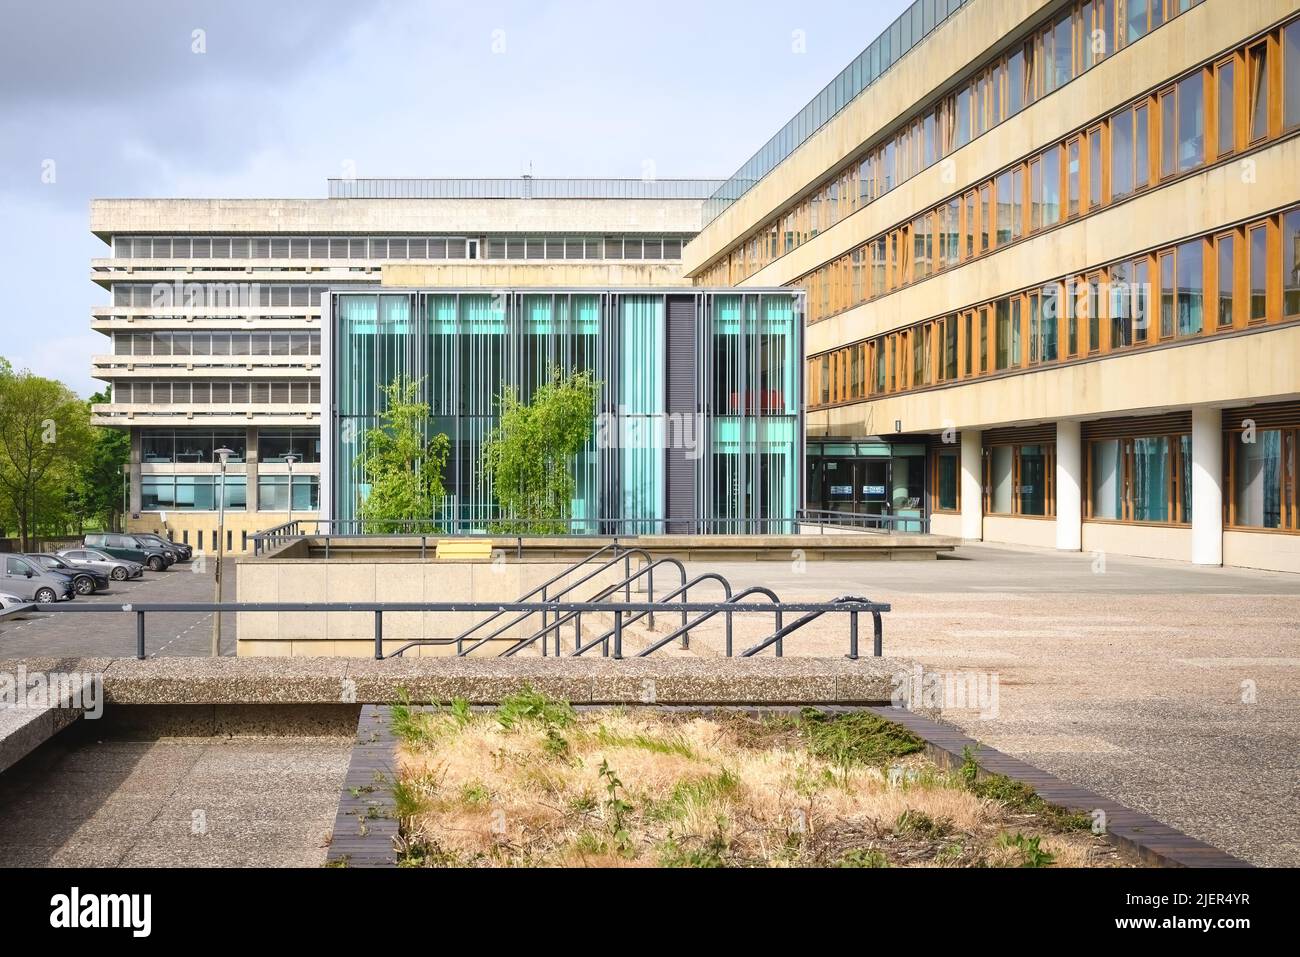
xmin=391 ymin=695 xmax=1129 ymax=868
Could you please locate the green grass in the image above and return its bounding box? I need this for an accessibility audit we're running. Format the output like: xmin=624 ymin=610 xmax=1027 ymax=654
xmin=594 ymin=724 xmax=696 ymax=759
xmin=797 ymin=709 xmax=926 ymax=769
xmin=958 ymin=746 xmax=1091 ymax=832
xmin=495 ymin=686 xmax=574 ymax=731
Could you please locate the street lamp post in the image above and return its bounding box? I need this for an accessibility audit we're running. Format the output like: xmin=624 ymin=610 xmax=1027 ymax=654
xmin=211 ymin=446 xmax=234 ymax=657
xmin=284 ymin=453 xmax=299 ymax=532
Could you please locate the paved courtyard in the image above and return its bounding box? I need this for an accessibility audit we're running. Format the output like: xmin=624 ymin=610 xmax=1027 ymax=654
xmin=691 ymin=544 xmax=1300 ymax=867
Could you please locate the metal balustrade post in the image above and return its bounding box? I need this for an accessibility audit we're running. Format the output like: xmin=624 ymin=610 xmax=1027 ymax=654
xmin=575 ymin=611 xmax=582 ymax=654
xmin=873 ymin=611 xmax=883 ymax=657
xmin=613 ymin=609 xmax=623 ymax=660
xmin=136 ymin=611 xmax=146 ymax=660
xmin=776 ymin=610 xmax=784 ymax=657
xmin=374 ymin=610 xmax=384 ymax=660
xmin=725 ymin=609 xmax=733 ymax=657
xmin=848 ymin=610 xmax=859 ymax=660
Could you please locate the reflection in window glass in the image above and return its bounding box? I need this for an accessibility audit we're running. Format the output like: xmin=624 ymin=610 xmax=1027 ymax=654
xmin=1250 ymin=45 xmax=1268 ymax=142
xmin=1218 ymin=60 xmax=1236 ymax=154
xmin=1090 ymin=440 xmax=1122 ymax=519
xmin=1287 ymin=22 xmax=1300 ymax=131
xmin=1233 ymin=431 xmax=1282 ymax=528
xmin=1177 ymin=73 xmax=1204 ymax=172
xmin=990 ymin=446 xmax=1014 ymax=513
xmin=1019 ymin=444 xmax=1047 ymax=515
xmin=1285 ymin=210 xmax=1300 ymax=316
xmin=1112 ymin=109 xmax=1134 ymax=198
xmin=1218 ymin=234 xmax=1235 ymax=327
xmin=1132 ymin=437 xmax=1170 ymax=522
xmin=1176 ymin=240 xmax=1203 ymax=336
xmin=1250 ymin=225 xmax=1268 ymax=320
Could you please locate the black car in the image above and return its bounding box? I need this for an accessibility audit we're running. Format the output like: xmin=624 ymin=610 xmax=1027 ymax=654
xmin=132 ymin=532 xmax=190 ymax=562
xmin=26 ymin=554 xmax=110 ymax=596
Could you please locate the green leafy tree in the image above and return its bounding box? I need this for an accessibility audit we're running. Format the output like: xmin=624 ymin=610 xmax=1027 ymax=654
xmin=482 ymin=368 xmax=601 ymax=534
xmin=356 ymin=378 xmax=450 ymax=533
xmin=68 ymin=387 xmax=130 ymax=533
xmin=0 ymin=360 xmax=95 ymax=549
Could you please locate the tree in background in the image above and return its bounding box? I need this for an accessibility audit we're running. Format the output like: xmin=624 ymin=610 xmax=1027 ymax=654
xmin=356 ymin=377 xmax=450 ymax=533
xmin=482 ymin=368 xmax=601 ymax=534
xmin=68 ymin=386 xmax=130 ymax=533
xmin=0 ymin=359 xmax=95 ymax=549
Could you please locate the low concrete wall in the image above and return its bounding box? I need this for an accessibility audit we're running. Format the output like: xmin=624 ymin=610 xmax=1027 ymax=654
xmin=983 ymin=515 xmax=1058 ymax=550
xmin=235 ymin=557 xmax=633 ymax=656
xmin=1223 ymin=529 xmax=1300 ymax=574
xmin=0 ymin=656 xmax=906 ymax=707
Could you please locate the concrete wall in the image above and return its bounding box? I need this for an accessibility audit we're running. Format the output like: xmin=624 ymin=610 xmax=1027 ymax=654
xmin=234 ymin=558 xmax=635 ymax=656
xmin=1224 ymin=531 xmax=1300 ymax=575
xmin=382 ymin=262 xmax=687 ymax=287
xmin=983 ymin=515 xmax=1057 ymax=550
xmin=1081 ymin=522 xmax=1194 ymax=563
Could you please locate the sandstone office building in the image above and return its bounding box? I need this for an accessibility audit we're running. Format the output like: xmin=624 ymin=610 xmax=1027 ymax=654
xmin=92 ymin=0 xmax=1300 ymax=571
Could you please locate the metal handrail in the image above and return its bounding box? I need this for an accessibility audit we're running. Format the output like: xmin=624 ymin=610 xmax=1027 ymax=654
xmin=797 ymin=508 xmax=930 ymax=534
xmin=452 ymin=549 xmax=672 ymax=658
xmin=534 ymin=570 xmax=732 ymax=659
xmin=740 ymin=596 xmax=884 ymax=659
xmin=383 ymin=541 xmax=645 ymax=658
xmin=633 ymin=585 xmax=784 ymax=659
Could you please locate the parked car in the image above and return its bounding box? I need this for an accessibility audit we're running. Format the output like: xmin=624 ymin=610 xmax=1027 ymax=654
xmin=82 ymin=533 xmax=171 ymax=572
xmin=131 ymin=532 xmax=190 ymax=563
xmin=0 ymin=555 xmax=76 ymax=603
xmin=26 ymin=554 xmax=109 ymax=596
xmin=56 ymin=547 xmax=144 ymax=582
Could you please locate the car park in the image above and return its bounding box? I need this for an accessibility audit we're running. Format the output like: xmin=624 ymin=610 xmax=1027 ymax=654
xmin=82 ymin=533 xmax=172 ymax=572
xmin=26 ymin=554 xmax=109 ymax=595
xmin=0 ymin=555 xmax=76 ymax=603
xmin=56 ymin=547 xmax=144 ymax=582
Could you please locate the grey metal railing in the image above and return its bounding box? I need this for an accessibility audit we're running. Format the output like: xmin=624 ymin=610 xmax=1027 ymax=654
xmin=0 ymin=597 xmax=888 ymax=661
xmin=251 ymin=512 xmax=928 ymax=555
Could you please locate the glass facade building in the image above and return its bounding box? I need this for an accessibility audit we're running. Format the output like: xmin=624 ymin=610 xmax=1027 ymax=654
xmin=323 ymin=288 xmax=804 ymax=532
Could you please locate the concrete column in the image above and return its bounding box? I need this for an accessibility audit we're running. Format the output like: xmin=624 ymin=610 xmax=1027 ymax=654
xmin=129 ymin=427 xmax=142 ymax=517
xmin=1055 ymin=419 xmax=1082 ymax=551
xmin=1191 ymin=407 xmax=1223 ymax=566
xmin=245 ymin=426 xmax=259 ymax=513
xmin=960 ymin=430 xmax=983 ymax=541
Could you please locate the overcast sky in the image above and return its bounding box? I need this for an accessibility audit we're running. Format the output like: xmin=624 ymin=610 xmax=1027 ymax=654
xmin=0 ymin=0 xmax=912 ymax=396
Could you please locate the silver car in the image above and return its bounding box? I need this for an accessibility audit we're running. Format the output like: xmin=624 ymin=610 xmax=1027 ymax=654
xmin=57 ymin=547 xmax=145 ymax=582
xmin=0 ymin=555 xmax=76 ymax=603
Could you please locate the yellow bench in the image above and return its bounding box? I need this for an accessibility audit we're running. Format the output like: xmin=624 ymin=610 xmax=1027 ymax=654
xmin=435 ymin=540 xmax=494 ymax=562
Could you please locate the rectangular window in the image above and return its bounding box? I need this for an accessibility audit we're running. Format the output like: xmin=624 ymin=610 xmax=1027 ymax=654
xmin=1285 ymin=209 xmax=1300 ymax=316
xmin=1287 ymin=22 xmax=1300 ymax=131
xmin=980 ymin=183 xmax=992 ymax=251
xmin=1089 ymin=439 xmax=1123 ymax=519
xmin=1125 ymin=0 xmax=1147 ymax=44
xmin=1159 ymin=252 xmax=1176 ymax=337
xmin=936 ymin=451 xmax=959 ymax=512
xmin=1249 ymin=43 xmax=1269 ymax=143
xmin=1088 ymin=126 xmax=1104 ymax=208
xmin=1177 ymin=72 xmax=1205 ymax=172
xmin=1067 ymin=138 xmax=1081 ymax=218
xmin=1160 ymin=89 xmax=1176 ymax=178
xmin=1132 ymin=436 xmax=1171 ymax=522
xmin=1012 ymin=167 xmax=1025 ymax=239
xmin=996 ymin=172 xmax=1013 ymax=245
xmin=1176 ymin=239 xmax=1203 ymax=336
xmin=964 ymin=191 xmax=976 ymax=259
xmin=1042 ymin=145 xmax=1061 ymax=225
xmin=1134 ymin=103 xmax=1150 ymax=189
xmin=1231 ymin=430 xmax=1284 ymax=528
xmin=1249 ymin=223 xmax=1268 ymax=321
xmin=1133 ymin=258 xmax=1151 ymax=342
xmin=1008 ymin=48 xmax=1025 ymax=115
xmin=1042 ymin=285 xmax=1059 ymax=361
xmin=1088 ymin=274 xmax=1102 ymax=351
xmin=989 ymin=446 xmax=1014 ymax=513
xmin=1018 ymin=444 xmax=1049 ymax=516
xmin=995 ymin=299 xmax=1011 ymax=370
xmin=1112 ymin=108 xmax=1134 ymax=198
xmin=979 ymin=307 xmax=989 ymax=373
xmin=1067 ymin=279 xmax=1080 ymax=355
xmin=1110 ymin=261 xmax=1132 ymax=348
xmin=1217 ymin=232 xmax=1236 ymax=327
xmin=1218 ymin=58 xmax=1236 ymax=156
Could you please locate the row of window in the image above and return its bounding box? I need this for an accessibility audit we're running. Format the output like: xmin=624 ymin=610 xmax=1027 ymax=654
xmin=112 ymin=283 xmax=338 ymax=309
xmin=112 ymin=235 xmax=686 ymax=263
xmin=140 ymin=474 xmax=320 ymax=512
xmin=112 ymin=380 xmax=321 ymax=405
xmin=698 ymin=0 xmax=1208 ymax=285
xmin=800 ymin=18 xmax=1300 ymax=324
xmin=141 ymin=428 xmax=320 ymax=464
xmin=112 ymin=331 xmax=320 ymax=357
xmin=809 ymin=205 xmax=1300 ymax=406
xmin=931 ymin=424 xmax=1293 ymax=531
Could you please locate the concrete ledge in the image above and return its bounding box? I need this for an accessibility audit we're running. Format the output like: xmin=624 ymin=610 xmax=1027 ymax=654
xmin=0 ymin=656 xmax=907 ymax=707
